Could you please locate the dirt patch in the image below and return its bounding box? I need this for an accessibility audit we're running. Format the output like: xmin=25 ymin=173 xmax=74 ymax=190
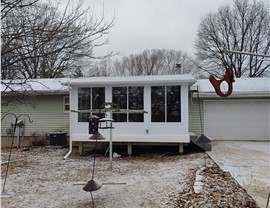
xmin=1 ymin=147 xmax=258 ymax=208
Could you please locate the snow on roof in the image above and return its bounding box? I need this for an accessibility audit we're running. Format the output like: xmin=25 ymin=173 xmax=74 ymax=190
xmin=191 ymin=77 xmax=270 ymax=97
xmin=1 ymin=75 xmax=196 ymax=95
xmin=1 ymin=78 xmax=71 ymax=94
xmin=3 ymin=76 xmax=268 ymax=97
xmin=61 ymin=74 xmax=196 ymax=86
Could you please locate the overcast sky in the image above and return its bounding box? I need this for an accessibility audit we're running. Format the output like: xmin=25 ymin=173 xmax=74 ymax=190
xmin=85 ymin=0 xmax=235 ymax=59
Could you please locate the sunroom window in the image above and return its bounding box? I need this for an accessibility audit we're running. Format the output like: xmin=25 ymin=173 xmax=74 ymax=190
xmin=151 ymin=85 xmax=181 ymax=122
xmin=78 ymin=87 xmax=105 ymax=122
xmin=112 ymin=86 xmax=144 ymax=122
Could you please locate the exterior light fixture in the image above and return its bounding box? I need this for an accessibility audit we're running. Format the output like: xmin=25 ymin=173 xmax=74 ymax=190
xmin=99 ymin=118 xmax=114 ymax=129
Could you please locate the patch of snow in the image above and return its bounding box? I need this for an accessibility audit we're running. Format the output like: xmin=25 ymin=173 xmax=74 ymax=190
xmin=1 ymin=78 xmax=72 ymax=93
xmin=191 ymin=77 xmax=270 ymax=94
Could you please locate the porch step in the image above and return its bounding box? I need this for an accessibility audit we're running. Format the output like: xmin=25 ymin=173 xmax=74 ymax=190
xmin=190 ymin=135 xmax=212 ymax=151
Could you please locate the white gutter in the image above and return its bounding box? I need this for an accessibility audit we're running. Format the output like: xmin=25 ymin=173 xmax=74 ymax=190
xmin=61 ymin=74 xmax=196 ymax=87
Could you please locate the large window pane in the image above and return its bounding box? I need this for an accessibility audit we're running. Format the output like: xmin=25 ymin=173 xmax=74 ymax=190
xmin=129 ymin=86 xmax=143 ymax=109
xmin=112 ymin=87 xmax=127 ymax=122
xmin=129 ymin=86 xmax=144 ymax=122
xmin=129 ymin=114 xmax=144 ymax=122
xmin=78 ymin=88 xmax=91 ymax=122
xmin=78 ymin=88 xmax=90 ymax=110
xmin=78 ymin=87 xmax=105 ymax=122
xmin=92 ymin=87 xmax=105 ymax=118
xmin=112 ymin=87 xmax=127 ymax=109
xmin=113 ymin=113 xmax=127 ymax=122
xmin=151 ymin=85 xmax=181 ymax=122
xmin=112 ymin=86 xmax=144 ymax=122
xmin=78 ymin=113 xmax=90 ymax=122
xmin=151 ymin=86 xmax=165 ymax=122
xmin=167 ymin=85 xmax=181 ymax=122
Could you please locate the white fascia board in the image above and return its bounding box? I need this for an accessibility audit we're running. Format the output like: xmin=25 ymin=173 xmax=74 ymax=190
xmin=61 ymin=74 xmax=196 ymax=87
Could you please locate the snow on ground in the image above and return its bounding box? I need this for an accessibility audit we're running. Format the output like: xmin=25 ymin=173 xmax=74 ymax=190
xmin=1 ymin=147 xmax=258 ymax=208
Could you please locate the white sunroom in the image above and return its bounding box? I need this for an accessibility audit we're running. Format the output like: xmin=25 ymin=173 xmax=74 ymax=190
xmin=62 ymin=74 xmax=196 ymax=156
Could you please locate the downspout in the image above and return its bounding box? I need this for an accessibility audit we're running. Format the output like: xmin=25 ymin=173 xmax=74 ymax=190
xmin=63 ymin=86 xmax=72 ymax=160
xmin=63 ymin=136 xmax=72 ymax=160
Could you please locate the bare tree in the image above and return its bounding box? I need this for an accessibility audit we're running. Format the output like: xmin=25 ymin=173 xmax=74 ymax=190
xmin=89 ymin=58 xmax=114 ymax=77
xmin=1 ymin=0 xmax=115 ymax=109
xmin=1 ymin=0 xmax=114 ymax=79
xmin=1 ymin=0 xmax=40 ymax=20
xmin=90 ymin=49 xmax=203 ymax=78
xmin=195 ymin=0 xmax=270 ymax=77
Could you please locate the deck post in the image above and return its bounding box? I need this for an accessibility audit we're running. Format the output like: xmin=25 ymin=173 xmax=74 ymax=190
xmin=179 ymin=143 xmax=184 ymax=155
xmin=128 ymin=142 xmax=132 ymax=157
xmin=79 ymin=142 xmax=83 ymax=156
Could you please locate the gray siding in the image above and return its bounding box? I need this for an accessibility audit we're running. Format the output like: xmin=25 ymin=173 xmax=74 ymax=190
xmin=1 ymin=95 xmax=69 ymax=137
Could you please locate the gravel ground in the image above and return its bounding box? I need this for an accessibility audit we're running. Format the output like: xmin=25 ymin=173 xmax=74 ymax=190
xmin=1 ymin=146 xmax=259 ymax=208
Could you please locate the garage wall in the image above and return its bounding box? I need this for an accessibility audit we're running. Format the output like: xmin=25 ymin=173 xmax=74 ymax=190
xmin=204 ymin=99 xmax=270 ymax=141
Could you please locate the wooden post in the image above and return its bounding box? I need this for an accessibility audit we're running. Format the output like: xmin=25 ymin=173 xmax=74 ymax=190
xmin=128 ymin=143 xmax=132 ymax=157
xmin=109 ymin=121 xmax=113 ymax=171
xmin=79 ymin=142 xmax=83 ymax=156
xmin=179 ymin=143 xmax=184 ymax=155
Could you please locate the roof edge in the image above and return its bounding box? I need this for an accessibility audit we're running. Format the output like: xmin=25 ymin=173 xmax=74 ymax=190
xmin=61 ymin=74 xmax=196 ymax=86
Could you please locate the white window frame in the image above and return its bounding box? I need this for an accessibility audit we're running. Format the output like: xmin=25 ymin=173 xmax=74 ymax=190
xmin=63 ymin=96 xmax=70 ymax=113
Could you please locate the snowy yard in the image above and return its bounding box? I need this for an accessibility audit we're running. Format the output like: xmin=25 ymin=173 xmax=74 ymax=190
xmin=1 ymin=146 xmax=258 ymax=208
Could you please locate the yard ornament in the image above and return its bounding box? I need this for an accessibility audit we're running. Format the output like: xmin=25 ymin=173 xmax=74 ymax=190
xmin=84 ymin=116 xmax=106 ymax=207
xmin=209 ymin=68 xmax=235 ymax=97
xmin=209 ymin=48 xmax=270 ymax=97
xmin=1 ymin=113 xmax=33 ymax=196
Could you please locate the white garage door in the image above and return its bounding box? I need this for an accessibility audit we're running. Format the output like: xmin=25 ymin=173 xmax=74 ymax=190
xmin=204 ymin=100 xmax=270 ymax=140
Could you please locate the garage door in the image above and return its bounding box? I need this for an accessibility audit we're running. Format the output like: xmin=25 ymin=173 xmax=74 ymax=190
xmin=204 ymin=100 xmax=270 ymax=140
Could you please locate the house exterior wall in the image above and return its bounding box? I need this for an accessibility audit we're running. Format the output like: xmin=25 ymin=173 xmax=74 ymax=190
xmin=188 ymin=97 xmax=204 ymax=136
xmin=69 ymin=83 xmax=191 ymax=143
xmin=1 ymin=94 xmax=69 ymax=141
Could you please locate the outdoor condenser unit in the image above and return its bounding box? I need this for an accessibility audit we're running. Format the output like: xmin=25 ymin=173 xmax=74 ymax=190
xmin=49 ymin=132 xmax=67 ymax=146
